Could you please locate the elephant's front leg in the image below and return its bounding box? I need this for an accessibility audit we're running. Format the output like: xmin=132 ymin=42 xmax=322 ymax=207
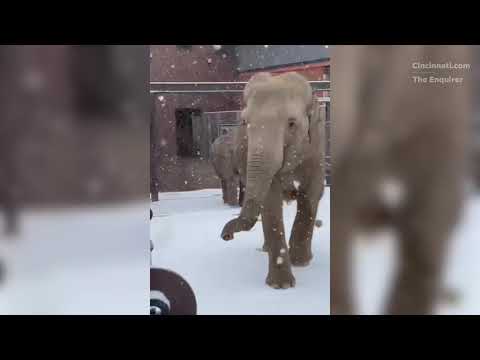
xmin=289 ymin=179 xmax=323 ymax=266
xmin=263 ymin=179 xmax=295 ymax=289
xmin=225 ymin=178 xmax=238 ymax=206
xmin=220 ymin=179 xmax=227 ymax=203
xmin=238 ymin=179 xmax=245 ymax=207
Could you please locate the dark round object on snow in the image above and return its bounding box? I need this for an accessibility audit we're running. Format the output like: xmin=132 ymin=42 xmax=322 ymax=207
xmin=150 ymin=268 xmax=197 ymax=315
xmin=150 ymin=209 xmax=153 ymax=220
xmin=150 ymin=298 xmax=170 ymax=315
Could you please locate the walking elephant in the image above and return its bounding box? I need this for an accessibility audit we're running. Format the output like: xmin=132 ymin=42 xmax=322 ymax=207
xmin=211 ymin=128 xmax=245 ymax=206
xmin=220 ymin=72 xmax=326 ymax=289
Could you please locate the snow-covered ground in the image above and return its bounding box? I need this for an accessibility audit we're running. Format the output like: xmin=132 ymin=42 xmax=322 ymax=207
xmin=0 ymin=202 xmax=149 ymax=315
xmin=2 ymin=186 xmax=477 ymax=315
xmin=353 ymin=191 xmax=480 ymax=315
xmin=151 ymin=188 xmax=330 ymax=315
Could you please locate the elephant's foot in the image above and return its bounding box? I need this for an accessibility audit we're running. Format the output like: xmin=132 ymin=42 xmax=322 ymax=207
xmin=221 ymin=217 xmax=257 ymax=241
xmin=289 ymin=245 xmax=313 ymax=267
xmin=266 ymin=267 xmax=296 ymax=289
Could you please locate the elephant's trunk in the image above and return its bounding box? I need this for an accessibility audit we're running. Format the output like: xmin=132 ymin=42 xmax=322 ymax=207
xmin=238 ymin=130 xmax=284 ymax=224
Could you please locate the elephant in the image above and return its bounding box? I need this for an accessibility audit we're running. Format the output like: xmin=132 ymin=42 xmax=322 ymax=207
xmin=211 ymin=128 xmax=245 ymax=206
xmin=220 ymin=72 xmax=326 ymax=289
xmin=331 ymin=45 xmax=472 ymax=314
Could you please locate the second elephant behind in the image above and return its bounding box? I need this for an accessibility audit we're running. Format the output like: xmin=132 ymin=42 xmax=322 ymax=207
xmin=211 ymin=127 xmax=246 ymax=206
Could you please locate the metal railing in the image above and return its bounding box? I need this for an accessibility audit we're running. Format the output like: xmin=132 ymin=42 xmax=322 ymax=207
xmin=150 ymin=81 xmax=330 ymax=94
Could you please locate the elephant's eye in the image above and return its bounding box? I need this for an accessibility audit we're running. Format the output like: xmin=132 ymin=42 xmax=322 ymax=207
xmin=288 ymin=118 xmax=296 ymax=129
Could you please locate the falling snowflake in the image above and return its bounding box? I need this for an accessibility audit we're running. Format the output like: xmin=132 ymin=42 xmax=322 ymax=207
xmin=222 ymin=53 xmax=227 ymax=59
xmin=207 ymin=58 xmax=212 ymax=64
xmin=160 ymin=138 xmax=167 ymax=147
xmin=171 ymin=64 xmax=175 ymax=69
xmin=184 ymin=181 xmax=188 ymax=184
xmin=213 ymin=45 xmax=222 ymax=51
xmin=193 ymin=60 xmax=198 ymax=65
xmin=264 ymin=45 xmax=269 ymax=48
xmin=158 ymin=96 xmax=164 ymax=101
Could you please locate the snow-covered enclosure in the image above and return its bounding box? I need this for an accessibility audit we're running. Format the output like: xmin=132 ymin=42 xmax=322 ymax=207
xmin=151 ymin=188 xmax=330 ymax=315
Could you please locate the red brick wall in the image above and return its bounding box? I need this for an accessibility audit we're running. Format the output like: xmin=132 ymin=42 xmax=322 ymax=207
xmin=150 ymin=45 xmax=242 ymax=155
xmin=150 ymin=45 xmax=238 ymax=82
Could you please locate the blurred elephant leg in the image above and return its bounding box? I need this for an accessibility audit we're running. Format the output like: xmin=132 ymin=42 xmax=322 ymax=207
xmin=385 ymin=174 xmax=461 ymax=315
xmin=331 ymin=212 xmax=355 ymax=315
xmin=0 ymin=172 xmax=18 ymax=236
xmin=263 ymin=179 xmax=295 ymax=289
xmin=4 ymin=202 xmax=17 ymax=235
xmin=331 ymin=165 xmax=357 ymax=315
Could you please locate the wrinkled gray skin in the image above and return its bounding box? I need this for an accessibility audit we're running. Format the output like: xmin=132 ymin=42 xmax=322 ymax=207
xmin=221 ymin=72 xmax=325 ymax=289
xmin=331 ymin=46 xmax=472 ymax=314
xmin=211 ymin=129 xmax=245 ymax=206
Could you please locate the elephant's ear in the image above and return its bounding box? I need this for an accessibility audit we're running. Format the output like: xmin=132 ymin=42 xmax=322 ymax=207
xmin=279 ymin=72 xmax=315 ymax=142
xmin=243 ymin=72 xmax=272 ymax=104
xmin=308 ymin=98 xmax=322 ymax=143
xmin=240 ymin=109 xmax=248 ymax=125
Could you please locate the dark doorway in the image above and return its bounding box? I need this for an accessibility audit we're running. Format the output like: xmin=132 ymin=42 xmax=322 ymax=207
xmin=175 ymin=108 xmax=200 ymax=157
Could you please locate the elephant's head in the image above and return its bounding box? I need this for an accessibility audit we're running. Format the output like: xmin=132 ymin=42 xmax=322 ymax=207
xmin=222 ymin=72 xmax=315 ymax=240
